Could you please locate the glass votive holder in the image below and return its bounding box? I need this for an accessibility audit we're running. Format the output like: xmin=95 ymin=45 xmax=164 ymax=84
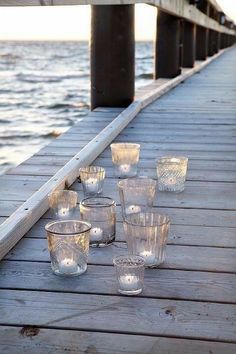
xmin=45 ymin=220 xmax=91 ymax=276
xmin=48 ymin=190 xmax=78 ymax=219
xmin=79 ymin=166 xmax=105 ymax=196
xmin=123 ymin=212 xmax=170 ymax=267
xmin=156 ymin=156 xmax=188 ymax=192
xmin=80 ymin=197 xmax=116 ymax=247
xmin=110 ymin=143 xmax=140 ymax=178
xmin=118 ymin=178 xmax=157 ymax=218
xmin=113 ymin=255 xmax=145 ymax=295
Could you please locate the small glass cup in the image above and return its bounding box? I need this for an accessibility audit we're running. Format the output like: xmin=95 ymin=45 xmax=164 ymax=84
xmin=48 ymin=190 xmax=78 ymax=219
xmin=45 ymin=220 xmax=91 ymax=276
xmin=156 ymin=156 xmax=188 ymax=192
xmin=113 ymin=255 xmax=145 ymax=295
xmin=110 ymin=143 xmax=140 ymax=178
xmin=80 ymin=197 xmax=116 ymax=247
xmin=123 ymin=212 xmax=170 ymax=267
xmin=79 ymin=166 xmax=105 ymax=196
xmin=118 ymin=178 xmax=157 ymax=218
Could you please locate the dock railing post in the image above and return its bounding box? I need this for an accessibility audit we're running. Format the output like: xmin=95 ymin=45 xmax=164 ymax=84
xmin=91 ymin=5 xmax=135 ymax=110
xmin=155 ymin=10 xmax=181 ymax=78
xmin=196 ymin=0 xmax=209 ymax=60
xmin=183 ymin=21 xmax=196 ymax=67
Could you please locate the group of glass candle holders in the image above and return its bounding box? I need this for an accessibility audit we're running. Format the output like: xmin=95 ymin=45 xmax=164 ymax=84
xmin=45 ymin=143 xmax=188 ymax=296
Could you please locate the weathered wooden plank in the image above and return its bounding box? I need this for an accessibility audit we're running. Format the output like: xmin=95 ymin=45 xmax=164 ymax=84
xmin=0 ymin=326 xmax=235 ymax=354
xmin=1 ymin=261 xmax=236 ymax=303
xmin=0 ymin=290 xmax=235 ymax=341
xmin=5 ymin=238 xmax=236 ymax=273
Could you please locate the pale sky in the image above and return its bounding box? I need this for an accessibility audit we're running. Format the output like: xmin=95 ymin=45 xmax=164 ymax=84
xmin=0 ymin=1 xmax=234 ymax=41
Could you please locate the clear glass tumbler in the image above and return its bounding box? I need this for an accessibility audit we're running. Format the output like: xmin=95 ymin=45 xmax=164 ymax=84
xmin=157 ymin=156 xmax=188 ymax=192
xmin=113 ymin=255 xmax=145 ymax=295
xmin=48 ymin=190 xmax=78 ymax=219
xmin=45 ymin=220 xmax=91 ymax=276
xmin=80 ymin=197 xmax=116 ymax=247
xmin=118 ymin=178 xmax=157 ymax=218
xmin=110 ymin=143 xmax=140 ymax=178
xmin=123 ymin=212 xmax=170 ymax=267
xmin=79 ymin=166 xmax=105 ymax=196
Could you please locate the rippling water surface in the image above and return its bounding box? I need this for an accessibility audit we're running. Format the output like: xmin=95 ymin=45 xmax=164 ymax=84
xmin=0 ymin=41 xmax=153 ymax=174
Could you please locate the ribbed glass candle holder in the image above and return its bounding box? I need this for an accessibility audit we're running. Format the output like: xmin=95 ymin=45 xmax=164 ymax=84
xmin=110 ymin=143 xmax=140 ymax=178
xmin=80 ymin=197 xmax=116 ymax=247
xmin=118 ymin=178 xmax=157 ymax=218
xmin=79 ymin=166 xmax=105 ymax=196
xmin=45 ymin=220 xmax=91 ymax=276
xmin=113 ymin=255 xmax=145 ymax=295
xmin=157 ymin=157 xmax=188 ymax=192
xmin=124 ymin=212 xmax=170 ymax=267
xmin=48 ymin=190 xmax=78 ymax=220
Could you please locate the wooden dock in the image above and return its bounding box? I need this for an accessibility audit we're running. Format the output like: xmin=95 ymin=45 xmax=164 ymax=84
xmin=0 ymin=44 xmax=236 ymax=353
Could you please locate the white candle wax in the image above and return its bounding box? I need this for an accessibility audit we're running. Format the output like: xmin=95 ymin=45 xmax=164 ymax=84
xmin=58 ymin=258 xmax=78 ymax=274
xmin=119 ymin=275 xmax=139 ymax=291
xmin=139 ymin=251 xmax=156 ymax=265
xmin=125 ymin=205 xmax=141 ymax=215
xmin=90 ymin=227 xmax=103 ymax=242
xmin=119 ymin=164 xmax=131 ymax=174
xmin=85 ymin=177 xmax=99 ymax=193
xmin=58 ymin=207 xmax=70 ymax=218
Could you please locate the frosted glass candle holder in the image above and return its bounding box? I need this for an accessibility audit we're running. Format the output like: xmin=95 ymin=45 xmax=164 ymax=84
xmin=79 ymin=166 xmax=105 ymax=196
xmin=124 ymin=212 xmax=170 ymax=267
xmin=48 ymin=190 xmax=78 ymax=220
xmin=45 ymin=220 xmax=91 ymax=276
xmin=118 ymin=178 xmax=157 ymax=218
xmin=113 ymin=255 xmax=145 ymax=295
xmin=80 ymin=197 xmax=116 ymax=247
xmin=157 ymin=157 xmax=188 ymax=192
xmin=110 ymin=143 xmax=140 ymax=178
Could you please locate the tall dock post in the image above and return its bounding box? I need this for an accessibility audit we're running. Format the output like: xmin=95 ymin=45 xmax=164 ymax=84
xmin=91 ymin=5 xmax=135 ymax=110
xmin=155 ymin=10 xmax=181 ymax=78
xmin=183 ymin=21 xmax=196 ymax=67
xmin=196 ymin=0 xmax=209 ymax=60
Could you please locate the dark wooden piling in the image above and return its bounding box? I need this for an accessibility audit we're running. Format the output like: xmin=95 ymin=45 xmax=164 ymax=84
xmin=90 ymin=5 xmax=135 ymax=109
xmin=196 ymin=26 xmax=208 ymax=60
xmin=183 ymin=21 xmax=196 ymax=67
xmin=155 ymin=10 xmax=181 ymax=78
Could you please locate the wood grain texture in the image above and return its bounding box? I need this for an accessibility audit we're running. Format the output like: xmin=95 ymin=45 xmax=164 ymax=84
xmin=0 ymin=326 xmax=236 ymax=354
xmin=0 ymin=290 xmax=236 ymax=342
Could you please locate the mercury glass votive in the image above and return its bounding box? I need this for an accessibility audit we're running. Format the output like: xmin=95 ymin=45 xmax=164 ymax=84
xmin=79 ymin=166 xmax=105 ymax=196
xmin=110 ymin=143 xmax=140 ymax=178
xmin=113 ymin=255 xmax=145 ymax=295
xmin=157 ymin=157 xmax=188 ymax=192
xmin=80 ymin=197 xmax=116 ymax=247
xmin=124 ymin=212 xmax=170 ymax=267
xmin=48 ymin=190 xmax=78 ymax=219
xmin=118 ymin=178 xmax=157 ymax=218
xmin=45 ymin=220 xmax=91 ymax=276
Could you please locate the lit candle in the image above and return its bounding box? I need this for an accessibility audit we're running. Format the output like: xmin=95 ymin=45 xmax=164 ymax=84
xmin=90 ymin=227 xmax=103 ymax=242
xmin=58 ymin=258 xmax=78 ymax=274
xmin=58 ymin=207 xmax=70 ymax=218
xmin=119 ymin=164 xmax=131 ymax=174
xmin=125 ymin=205 xmax=141 ymax=215
xmin=139 ymin=251 xmax=156 ymax=266
xmin=119 ymin=275 xmax=139 ymax=291
xmin=85 ymin=177 xmax=99 ymax=193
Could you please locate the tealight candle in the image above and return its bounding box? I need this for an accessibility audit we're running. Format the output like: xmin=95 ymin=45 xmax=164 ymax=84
xmin=86 ymin=178 xmax=99 ymax=193
xmin=119 ymin=164 xmax=131 ymax=174
xmin=58 ymin=258 xmax=78 ymax=274
xmin=139 ymin=251 xmax=156 ymax=266
xmin=119 ymin=275 xmax=139 ymax=291
xmin=125 ymin=205 xmax=142 ymax=215
xmin=58 ymin=207 xmax=70 ymax=218
xmin=90 ymin=227 xmax=103 ymax=242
